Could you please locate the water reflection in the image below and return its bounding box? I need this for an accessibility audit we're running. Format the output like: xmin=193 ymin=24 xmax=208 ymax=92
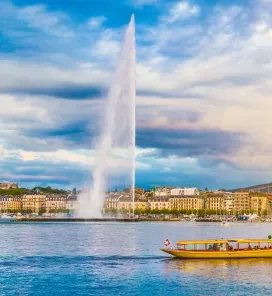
xmin=165 ymin=258 xmax=272 ymax=286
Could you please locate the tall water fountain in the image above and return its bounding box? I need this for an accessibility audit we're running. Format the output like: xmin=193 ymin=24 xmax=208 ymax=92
xmin=78 ymin=15 xmax=136 ymax=218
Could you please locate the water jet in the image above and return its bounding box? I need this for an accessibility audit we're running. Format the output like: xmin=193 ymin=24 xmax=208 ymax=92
xmin=78 ymin=15 xmax=136 ymax=218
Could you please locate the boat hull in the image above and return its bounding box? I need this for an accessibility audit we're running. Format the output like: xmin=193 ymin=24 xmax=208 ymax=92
xmin=160 ymin=248 xmax=272 ymax=259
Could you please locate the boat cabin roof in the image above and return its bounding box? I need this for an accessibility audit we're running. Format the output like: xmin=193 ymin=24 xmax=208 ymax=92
xmin=176 ymin=239 xmax=227 ymax=245
xmin=176 ymin=239 xmax=272 ymax=245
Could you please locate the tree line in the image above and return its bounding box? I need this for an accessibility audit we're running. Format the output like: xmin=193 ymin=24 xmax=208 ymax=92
xmin=105 ymin=208 xmax=269 ymax=216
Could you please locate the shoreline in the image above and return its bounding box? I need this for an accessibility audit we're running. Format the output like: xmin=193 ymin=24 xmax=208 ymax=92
xmin=9 ymin=217 xmax=272 ymax=223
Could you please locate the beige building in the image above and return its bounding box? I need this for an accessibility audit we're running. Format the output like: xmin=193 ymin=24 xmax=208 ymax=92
xmin=105 ymin=193 xmax=122 ymax=209
xmin=205 ymin=193 xmax=225 ymax=211
xmin=46 ymin=195 xmax=67 ymax=212
xmin=66 ymin=195 xmax=78 ymax=211
xmin=0 ymin=196 xmax=22 ymax=212
xmin=154 ymin=187 xmax=173 ymax=197
xmin=117 ymin=195 xmax=147 ymax=212
xmin=233 ymin=192 xmax=250 ymax=213
xmin=268 ymin=196 xmax=272 ymax=216
xmin=170 ymin=196 xmax=203 ymax=211
xmin=149 ymin=197 xmax=170 ymax=210
xmin=223 ymin=192 xmax=234 ymax=213
xmin=250 ymin=195 xmax=268 ymax=214
xmin=22 ymin=194 xmax=46 ymax=213
xmin=0 ymin=183 xmax=18 ymax=189
xmin=170 ymin=188 xmax=200 ymax=196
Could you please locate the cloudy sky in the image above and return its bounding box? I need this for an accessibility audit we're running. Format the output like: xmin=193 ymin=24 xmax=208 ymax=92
xmin=0 ymin=0 xmax=272 ymax=190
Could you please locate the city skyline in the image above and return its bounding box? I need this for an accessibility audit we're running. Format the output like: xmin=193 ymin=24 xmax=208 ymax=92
xmin=1 ymin=0 xmax=272 ymax=190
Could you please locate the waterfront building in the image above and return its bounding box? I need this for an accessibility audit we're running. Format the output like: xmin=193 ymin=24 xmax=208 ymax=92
xmin=170 ymin=196 xmax=204 ymax=211
xmin=0 ymin=183 xmax=18 ymax=189
xmin=105 ymin=192 xmax=123 ymax=209
xmin=66 ymin=195 xmax=79 ymax=212
xmin=170 ymin=187 xmax=200 ymax=196
xmin=205 ymin=193 xmax=225 ymax=212
xmin=149 ymin=197 xmax=170 ymax=210
xmin=223 ymin=192 xmax=234 ymax=213
xmin=268 ymin=196 xmax=272 ymax=216
xmin=153 ymin=187 xmax=174 ymax=197
xmin=117 ymin=195 xmax=147 ymax=212
xmin=250 ymin=195 xmax=268 ymax=214
xmin=22 ymin=194 xmax=46 ymax=213
xmin=233 ymin=192 xmax=250 ymax=214
xmin=0 ymin=195 xmax=22 ymax=212
xmin=46 ymin=195 xmax=67 ymax=212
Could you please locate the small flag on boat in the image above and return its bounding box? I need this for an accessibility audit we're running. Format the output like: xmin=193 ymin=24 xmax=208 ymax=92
xmin=164 ymin=239 xmax=170 ymax=246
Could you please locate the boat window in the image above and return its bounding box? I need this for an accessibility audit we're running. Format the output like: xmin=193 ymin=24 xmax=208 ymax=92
xmin=195 ymin=244 xmax=206 ymax=250
xmin=186 ymin=244 xmax=195 ymax=250
xmin=177 ymin=245 xmax=185 ymax=250
xmin=238 ymin=243 xmax=248 ymax=250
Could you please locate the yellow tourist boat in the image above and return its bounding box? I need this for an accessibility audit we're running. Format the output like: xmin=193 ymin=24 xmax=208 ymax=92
xmin=160 ymin=239 xmax=272 ymax=259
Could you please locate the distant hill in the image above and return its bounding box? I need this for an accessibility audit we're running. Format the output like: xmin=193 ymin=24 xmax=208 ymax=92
xmin=229 ymin=182 xmax=272 ymax=193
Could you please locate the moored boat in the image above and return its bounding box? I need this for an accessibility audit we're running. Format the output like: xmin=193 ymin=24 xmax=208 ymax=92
xmin=160 ymin=238 xmax=272 ymax=259
xmin=0 ymin=214 xmax=16 ymax=223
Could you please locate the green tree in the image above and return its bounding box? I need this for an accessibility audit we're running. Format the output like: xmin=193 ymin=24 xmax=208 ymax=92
xmin=118 ymin=208 xmax=128 ymax=215
xmin=38 ymin=208 xmax=46 ymax=216
xmin=169 ymin=209 xmax=179 ymax=216
xmin=22 ymin=209 xmax=33 ymax=214
xmin=197 ymin=209 xmax=206 ymax=217
xmin=150 ymin=209 xmax=160 ymax=215
xmin=134 ymin=208 xmax=142 ymax=215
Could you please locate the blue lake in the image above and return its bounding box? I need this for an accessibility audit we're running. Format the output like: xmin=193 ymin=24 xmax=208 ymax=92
xmin=0 ymin=222 xmax=272 ymax=295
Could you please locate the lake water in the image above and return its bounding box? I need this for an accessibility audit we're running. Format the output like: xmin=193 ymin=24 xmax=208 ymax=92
xmin=0 ymin=221 xmax=272 ymax=295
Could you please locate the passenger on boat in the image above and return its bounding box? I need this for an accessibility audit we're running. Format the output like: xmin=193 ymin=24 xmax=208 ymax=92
xmin=247 ymin=245 xmax=252 ymax=250
xmin=208 ymin=245 xmax=213 ymax=250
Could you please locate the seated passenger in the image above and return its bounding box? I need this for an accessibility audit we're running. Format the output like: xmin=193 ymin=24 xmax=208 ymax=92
xmin=248 ymin=245 xmax=252 ymax=250
xmin=208 ymin=245 xmax=213 ymax=250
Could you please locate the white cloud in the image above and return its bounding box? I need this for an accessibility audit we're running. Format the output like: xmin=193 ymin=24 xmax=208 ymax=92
xmin=1 ymin=2 xmax=74 ymax=38
xmin=1 ymin=0 xmax=272 ymax=188
xmin=87 ymin=16 xmax=107 ymax=29
xmin=89 ymin=29 xmax=121 ymax=60
xmin=0 ymin=59 xmax=110 ymax=91
xmin=166 ymin=1 xmax=200 ymax=22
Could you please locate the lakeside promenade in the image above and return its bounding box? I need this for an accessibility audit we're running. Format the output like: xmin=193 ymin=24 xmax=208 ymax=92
xmin=5 ymin=216 xmax=272 ymax=223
